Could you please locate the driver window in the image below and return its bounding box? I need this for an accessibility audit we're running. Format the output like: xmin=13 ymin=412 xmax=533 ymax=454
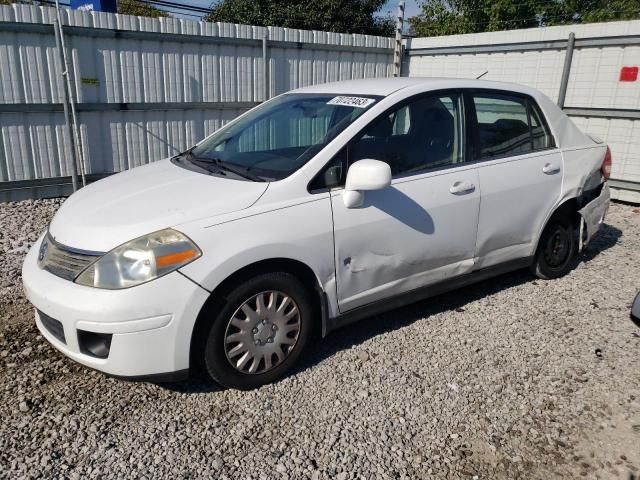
xmin=348 ymin=93 xmax=464 ymax=177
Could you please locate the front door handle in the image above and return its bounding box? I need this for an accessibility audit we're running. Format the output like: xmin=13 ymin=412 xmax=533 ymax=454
xmin=542 ymin=163 xmax=561 ymax=175
xmin=449 ymin=181 xmax=476 ymax=195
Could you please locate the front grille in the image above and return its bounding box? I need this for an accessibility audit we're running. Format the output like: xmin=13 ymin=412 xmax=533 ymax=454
xmin=39 ymin=234 xmax=102 ymax=281
xmin=38 ymin=310 xmax=66 ymax=344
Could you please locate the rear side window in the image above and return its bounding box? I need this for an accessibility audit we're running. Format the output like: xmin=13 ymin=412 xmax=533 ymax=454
xmin=472 ymin=93 xmax=553 ymax=160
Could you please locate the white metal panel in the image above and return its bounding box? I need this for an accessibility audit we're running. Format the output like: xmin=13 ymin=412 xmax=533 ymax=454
xmin=566 ymin=45 xmax=640 ymax=109
xmin=407 ymin=20 xmax=640 ymax=49
xmin=570 ymin=116 xmax=640 ymax=183
xmin=406 ymin=49 xmax=566 ymax=101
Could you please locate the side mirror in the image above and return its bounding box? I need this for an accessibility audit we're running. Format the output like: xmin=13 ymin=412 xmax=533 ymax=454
xmin=343 ymin=159 xmax=391 ymax=208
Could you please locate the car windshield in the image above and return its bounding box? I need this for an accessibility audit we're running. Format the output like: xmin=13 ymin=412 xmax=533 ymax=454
xmin=186 ymin=93 xmax=380 ymax=181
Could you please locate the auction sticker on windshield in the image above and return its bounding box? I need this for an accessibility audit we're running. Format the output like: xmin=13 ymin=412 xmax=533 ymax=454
xmin=327 ymin=96 xmax=376 ymax=108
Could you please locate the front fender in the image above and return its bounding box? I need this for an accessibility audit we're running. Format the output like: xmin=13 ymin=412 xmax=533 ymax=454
xmin=176 ymin=196 xmax=338 ymax=315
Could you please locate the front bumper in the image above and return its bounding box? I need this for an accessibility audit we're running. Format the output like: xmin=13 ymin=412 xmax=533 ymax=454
xmin=22 ymin=235 xmax=210 ymax=379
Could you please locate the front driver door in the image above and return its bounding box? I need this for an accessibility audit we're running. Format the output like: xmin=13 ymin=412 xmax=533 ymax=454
xmin=329 ymin=91 xmax=481 ymax=312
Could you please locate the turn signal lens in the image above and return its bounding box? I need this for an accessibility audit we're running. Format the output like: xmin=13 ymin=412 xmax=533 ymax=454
xmin=75 ymin=229 xmax=201 ymax=289
xmin=156 ymin=249 xmax=198 ymax=268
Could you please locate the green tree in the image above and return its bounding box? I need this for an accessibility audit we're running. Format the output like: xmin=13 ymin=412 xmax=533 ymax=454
xmin=409 ymin=0 xmax=640 ymax=37
xmin=206 ymin=0 xmax=394 ymax=36
xmin=118 ymin=0 xmax=169 ymax=17
xmin=540 ymin=0 xmax=640 ymax=26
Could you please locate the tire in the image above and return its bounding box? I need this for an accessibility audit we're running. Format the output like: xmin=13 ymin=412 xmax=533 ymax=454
xmin=531 ymin=219 xmax=577 ymax=280
xmin=202 ymin=272 xmax=314 ymax=390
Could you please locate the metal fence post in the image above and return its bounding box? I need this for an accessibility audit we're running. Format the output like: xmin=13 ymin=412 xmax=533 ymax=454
xmin=55 ymin=0 xmax=86 ymax=187
xmin=557 ymin=32 xmax=575 ymax=108
xmin=262 ymin=31 xmax=269 ymax=101
xmin=393 ymin=1 xmax=405 ymax=77
xmin=53 ymin=19 xmax=79 ymax=193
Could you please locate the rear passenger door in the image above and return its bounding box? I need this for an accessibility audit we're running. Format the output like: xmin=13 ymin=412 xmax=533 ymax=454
xmin=470 ymin=91 xmax=562 ymax=269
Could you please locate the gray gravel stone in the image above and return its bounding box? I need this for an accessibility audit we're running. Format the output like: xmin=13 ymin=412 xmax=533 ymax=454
xmin=1 ymin=198 xmax=639 ymax=479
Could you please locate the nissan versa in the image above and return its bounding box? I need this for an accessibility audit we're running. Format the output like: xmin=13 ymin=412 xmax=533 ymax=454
xmin=23 ymin=78 xmax=610 ymax=389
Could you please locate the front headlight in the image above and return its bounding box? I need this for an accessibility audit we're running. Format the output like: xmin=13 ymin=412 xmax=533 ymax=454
xmin=75 ymin=229 xmax=201 ymax=289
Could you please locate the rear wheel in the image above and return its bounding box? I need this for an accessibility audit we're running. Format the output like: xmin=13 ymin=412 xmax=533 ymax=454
xmin=202 ymin=272 xmax=314 ymax=390
xmin=531 ymin=219 xmax=576 ymax=279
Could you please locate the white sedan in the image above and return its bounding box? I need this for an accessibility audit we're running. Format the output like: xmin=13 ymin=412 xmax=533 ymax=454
xmin=23 ymin=78 xmax=610 ymax=389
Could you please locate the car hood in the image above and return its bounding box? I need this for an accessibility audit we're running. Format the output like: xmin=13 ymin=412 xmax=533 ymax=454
xmin=49 ymin=159 xmax=268 ymax=252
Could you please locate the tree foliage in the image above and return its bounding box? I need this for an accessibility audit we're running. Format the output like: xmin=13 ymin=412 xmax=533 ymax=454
xmin=206 ymin=0 xmax=394 ymax=36
xmin=409 ymin=0 xmax=640 ymax=37
xmin=118 ymin=0 xmax=169 ymax=18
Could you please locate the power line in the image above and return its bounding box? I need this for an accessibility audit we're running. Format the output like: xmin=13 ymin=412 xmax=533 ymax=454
xmin=411 ymin=8 xmax=640 ymax=28
xmin=412 ymin=0 xmax=604 ymax=16
xmin=36 ymin=0 xmax=208 ymax=17
xmin=136 ymin=0 xmax=209 ymax=14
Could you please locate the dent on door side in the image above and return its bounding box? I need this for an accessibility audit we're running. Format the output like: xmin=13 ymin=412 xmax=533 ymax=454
xmin=333 ymin=185 xmax=479 ymax=311
xmin=340 ymin=247 xmax=474 ymax=309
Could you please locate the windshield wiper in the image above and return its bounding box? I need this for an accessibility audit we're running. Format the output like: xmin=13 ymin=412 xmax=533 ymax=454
xmin=177 ymin=145 xmax=197 ymax=159
xmin=190 ymin=156 xmax=264 ymax=182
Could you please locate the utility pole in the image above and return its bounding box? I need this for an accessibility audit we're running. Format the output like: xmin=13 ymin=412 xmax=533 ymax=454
xmin=54 ymin=0 xmax=86 ymax=189
xmin=393 ymin=1 xmax=405 ymax=77
xmin=53 ymin=18 xmax=79 ymax=193
xmin=557 ymin=32 xmax=575 ymax=108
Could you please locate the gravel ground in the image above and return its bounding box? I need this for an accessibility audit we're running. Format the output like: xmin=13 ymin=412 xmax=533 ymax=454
xmin=1 ymin=198 xmax=639 ymax=480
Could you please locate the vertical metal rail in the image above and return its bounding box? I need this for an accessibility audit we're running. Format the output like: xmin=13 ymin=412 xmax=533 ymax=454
xmin=53 ymin=19 xmax=79 ymax=193
xmin=393 ymin=1 xmax=405 ymax=77
xmin=54 ymin=0 xmax=86 ymax=187
xmin=262 ymin=32 xmax=269 ymax=101
xmin=557 ymin=32 xmax=576 ymax=108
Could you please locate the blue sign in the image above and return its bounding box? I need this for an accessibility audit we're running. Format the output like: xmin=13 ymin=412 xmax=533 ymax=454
xmin=70 ymin=0 xmax=117 ymax=13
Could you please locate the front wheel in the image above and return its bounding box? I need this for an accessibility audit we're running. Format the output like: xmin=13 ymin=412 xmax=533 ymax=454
xmin=203 ymin=272 xmax=314 ymax=390
xmin=531 ymin=220 xmax=577 ymax=279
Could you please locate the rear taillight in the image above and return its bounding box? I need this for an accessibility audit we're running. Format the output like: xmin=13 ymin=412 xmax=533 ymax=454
xmin=601 ymin=146 xmax=612 ymax=180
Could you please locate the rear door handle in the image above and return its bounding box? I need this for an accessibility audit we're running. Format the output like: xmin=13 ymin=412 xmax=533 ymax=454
xmin=542 ymin=163 xmax=561 ymax=175
xmin=449 ymin=181 xmax=476 ymax=195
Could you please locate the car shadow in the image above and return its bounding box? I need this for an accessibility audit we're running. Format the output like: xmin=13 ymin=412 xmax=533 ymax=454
xmin=157 ymin=222 xmax=622 ymax=394
xmin=579 ymin=223 xmax=622 ymax=263
xmin=296 ymin=268 xmax=535 ymax=375
xmin=364 ymin=186 xmax=435 ymax=234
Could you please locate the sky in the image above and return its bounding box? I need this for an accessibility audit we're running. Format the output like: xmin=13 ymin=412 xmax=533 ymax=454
xmin=382 ymin=0 xmax=421 ymax=19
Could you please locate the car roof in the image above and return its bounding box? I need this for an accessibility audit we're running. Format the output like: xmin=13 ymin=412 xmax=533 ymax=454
xmin=290 ymin=77 xmax=593 ymax=149
xmin=290 ymin=77 xmax=546 ymax=99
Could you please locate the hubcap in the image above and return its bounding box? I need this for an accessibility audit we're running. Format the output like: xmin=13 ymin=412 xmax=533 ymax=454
xmin=223 ymin=290 xmax=301 ymax=375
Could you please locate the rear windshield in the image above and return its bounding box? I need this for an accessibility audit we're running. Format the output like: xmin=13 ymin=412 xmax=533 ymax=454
xmin=189 ymin=93 xmax=381 ymax=180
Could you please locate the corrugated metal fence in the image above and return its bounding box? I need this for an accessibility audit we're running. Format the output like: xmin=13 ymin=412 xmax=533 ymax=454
xmin=0 ymin=4 xmax=392 ymax=199
xmin=403 ymin=20 xmax=640 ymax=203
